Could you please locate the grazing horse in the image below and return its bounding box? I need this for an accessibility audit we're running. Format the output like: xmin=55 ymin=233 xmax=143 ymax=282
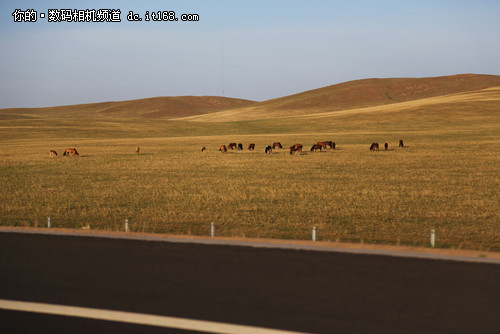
xmin=325 ymin=141 xmax=335 ymax=149
xmin=369 ymin=143 xmax=379 ymax=152
xmin=201 ymin=147 xmax=206 ymax=152
xmin=310 ymin=144 xmax=322 ymax=152
xmin=228 ymin=143 xmax=237 ymax=150
xmin=399 ymin=139 xmax=405 ymax=148
xmin=384 ymin=143 xmax=388 ymax=150
xmin=219 ymin=145 xmax=227 ymax=153
xmin=272 ymin=142 xmax=283 ymax=149
xmin=289 ymin=143 xmax=303 ymax=155
xmin=136 ymin=146 xmax=140 ymax=155
xmin=237 ymin=143 xmax=243 ymax=150
xmin=49 ymin=150 xmax=58 ymax=157
xmin=63 ymin=148 xmax=79 ymax=157
xmin=265 ymin=145 xmax=273 ymax=154
xmin=248 ymin=143 xmax=255 ymax=150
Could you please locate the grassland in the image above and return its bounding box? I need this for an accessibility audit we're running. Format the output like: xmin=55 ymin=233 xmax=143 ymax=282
xmin=1 ymin=76 xmax=499 ymax=251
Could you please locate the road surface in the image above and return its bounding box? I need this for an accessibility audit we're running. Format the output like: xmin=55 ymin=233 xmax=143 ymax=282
xmin=1 ymin=231 xmax=499 ymax=333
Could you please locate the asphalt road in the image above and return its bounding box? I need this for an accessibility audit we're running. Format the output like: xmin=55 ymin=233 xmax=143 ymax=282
xmin=1 ymin=232 xmax=499 ymax=333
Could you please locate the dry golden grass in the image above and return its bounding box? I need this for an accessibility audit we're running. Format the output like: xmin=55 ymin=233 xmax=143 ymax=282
xmin=1 ymin=131 xmax=498 ymax=250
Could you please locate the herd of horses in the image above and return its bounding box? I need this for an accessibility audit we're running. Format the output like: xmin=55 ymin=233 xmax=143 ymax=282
xmin=216 ymin=141 xmax=337 ymax=155
xmin=48 ymin=140 xmax=406 ymax=158
xmin=215 ymin=139 xmax=406 ymax=155
xmin=370 ymin=140 xmax=405 ymax=152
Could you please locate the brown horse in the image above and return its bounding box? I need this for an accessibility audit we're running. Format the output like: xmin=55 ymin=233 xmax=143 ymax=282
xmin=317 ymin=142 xmax=327 ymax=149
xmin=273 ymin=142 xmax=283 ymax=149
xmin=228 ymin=143 xmax=237 ymax=150
xmin=318 ymin=141 xmax=335 ymax=149
xmin=325 ymin=141 xmax=335 ymax=149
xmin=219 ymin=145 xmax=227 ymax=153
xmin=399 ymin=139 xmax=405 ymax=148
xmin=136 ymin=146 xmax=140 ymax=155
xmin=369 ymin=143 xmax=379 ymax=152
xmin=49 ymin=150 xmax=58 ymax=157
xmin=63 ymin=148 xmax=79 ymax=157
xmin=289 ymin=143 xmax=303 ymax=155
xmin=201 ymin=147 xmax=206 ymax=152
xmin=248 ymin=143 xmax=255 ymax=150
xmin=310 ymin=144 xmax=322 ymax=152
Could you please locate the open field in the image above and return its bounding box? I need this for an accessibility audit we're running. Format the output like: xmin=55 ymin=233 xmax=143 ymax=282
xmin=1 ymin=75 xmax=499 ymax=251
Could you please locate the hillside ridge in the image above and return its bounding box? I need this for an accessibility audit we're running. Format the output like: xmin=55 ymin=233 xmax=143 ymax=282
xmin=1 ymin=74 xmax=499 ymax=121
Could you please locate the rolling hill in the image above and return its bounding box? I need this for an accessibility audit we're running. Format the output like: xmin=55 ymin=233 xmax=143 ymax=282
xmin=185 ymin=74 xmax=500 ymax=121
xmin=0 ymin=96 xmax=257 ymax=120
xmin=1 ymin=74 xmax=499 ymax=121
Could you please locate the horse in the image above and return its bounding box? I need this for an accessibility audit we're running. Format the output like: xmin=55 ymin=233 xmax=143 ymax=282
xmin=325 ymin=141 xmax=335 ymax=149
xmin=136 ymin=146 xmax=140 ymax=155
xmin=237 ymin=143 xmax=243 ymax=150
xmin=228 ymin=143 xmax=237 ymax=150
xmin=219 ymin=145 xmax=227 ymax=153
xmin=49 ymin=150 xmax=58 ymax=157
xmin=272 ymin=142 xmax=283 ymax=149
xmin=265 ymin=145 xmax=273 ymax=154
xmin=399 ymin=139 xmax=405 ymax=148
xmin=289 ymin=144 xmax=303 ymax=155
xmin=369 ymin=143 xmax=379 ymax=152
xmin=310 ymin=144 xmax=322 ymax=152
xmin=248 ymin=143 xmax=255 ymax=151
xmin=317 ymin=142 xmax=328 ymax=149
xmin=384 ymin=143 xmax=388 ymax=150
xmin=201 ymin=147 xmax=206 ymax=152
xmin=63 ymin=148 xmax=79 ymax=157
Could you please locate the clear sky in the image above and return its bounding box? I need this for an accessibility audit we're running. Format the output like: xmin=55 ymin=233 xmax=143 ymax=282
xmin=1 ymin=0 xmax=499 ymax=108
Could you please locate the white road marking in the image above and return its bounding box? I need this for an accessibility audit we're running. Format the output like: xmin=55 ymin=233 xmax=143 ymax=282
xmin=0 ymin=299 xmax=310 ymax=334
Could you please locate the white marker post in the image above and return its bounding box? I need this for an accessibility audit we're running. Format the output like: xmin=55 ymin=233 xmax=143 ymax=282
xmin=47 ymin=217 xmax=51 ymax=229
xmin=430 ymin=229 xmax=435 ymax=248
xmin=210 ymin=222 xmax=215 ymax=238
xmin=312 ymin=227 xmax=317 ymax=242
xmin=125 ymin=219 xmax=129 ymax=232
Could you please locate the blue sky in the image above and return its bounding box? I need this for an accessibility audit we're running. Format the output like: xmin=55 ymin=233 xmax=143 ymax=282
xmin=1 ymin=0 xmax=499 ymax=108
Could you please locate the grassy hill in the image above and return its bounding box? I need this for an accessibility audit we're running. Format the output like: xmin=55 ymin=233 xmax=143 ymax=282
xmin=0 ymin=96 xmax=256 ymax=120
xmin=2 ymin=73 xmax=499 ymax=122
xmin=185 ymin=74 xmax=500 ymax=121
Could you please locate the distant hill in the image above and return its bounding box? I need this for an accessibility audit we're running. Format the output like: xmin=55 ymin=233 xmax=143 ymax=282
xmin=0 ymin=96 xmax=257 ymax=120
xmin=1 ymin=74 xmax=499 ymax=121
xmin=186 ymin=74 xmax=500 ymax=121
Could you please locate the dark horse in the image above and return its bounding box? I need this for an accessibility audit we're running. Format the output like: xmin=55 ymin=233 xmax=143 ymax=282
xmin=265 ymin=145 xmax=273 ymax=154
xmin=63 ymin=148 xmax=79 ymax=157
xmin=369 ymin=143 xmax=379 ymax=152
xmin=384 ymin=143 xmax=388 ymax=150
xmin=248 ymin=143 xmax=255 ymax=150
xmin=399 ymin=139 xmax=405 ymax=148
xmin=237 ymin=143 xmax=243 ymax=150
xmin=310 ymin=144 xmax=322 ymax=152
xmin=228 ymin=143 xmax=237 ymax=150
